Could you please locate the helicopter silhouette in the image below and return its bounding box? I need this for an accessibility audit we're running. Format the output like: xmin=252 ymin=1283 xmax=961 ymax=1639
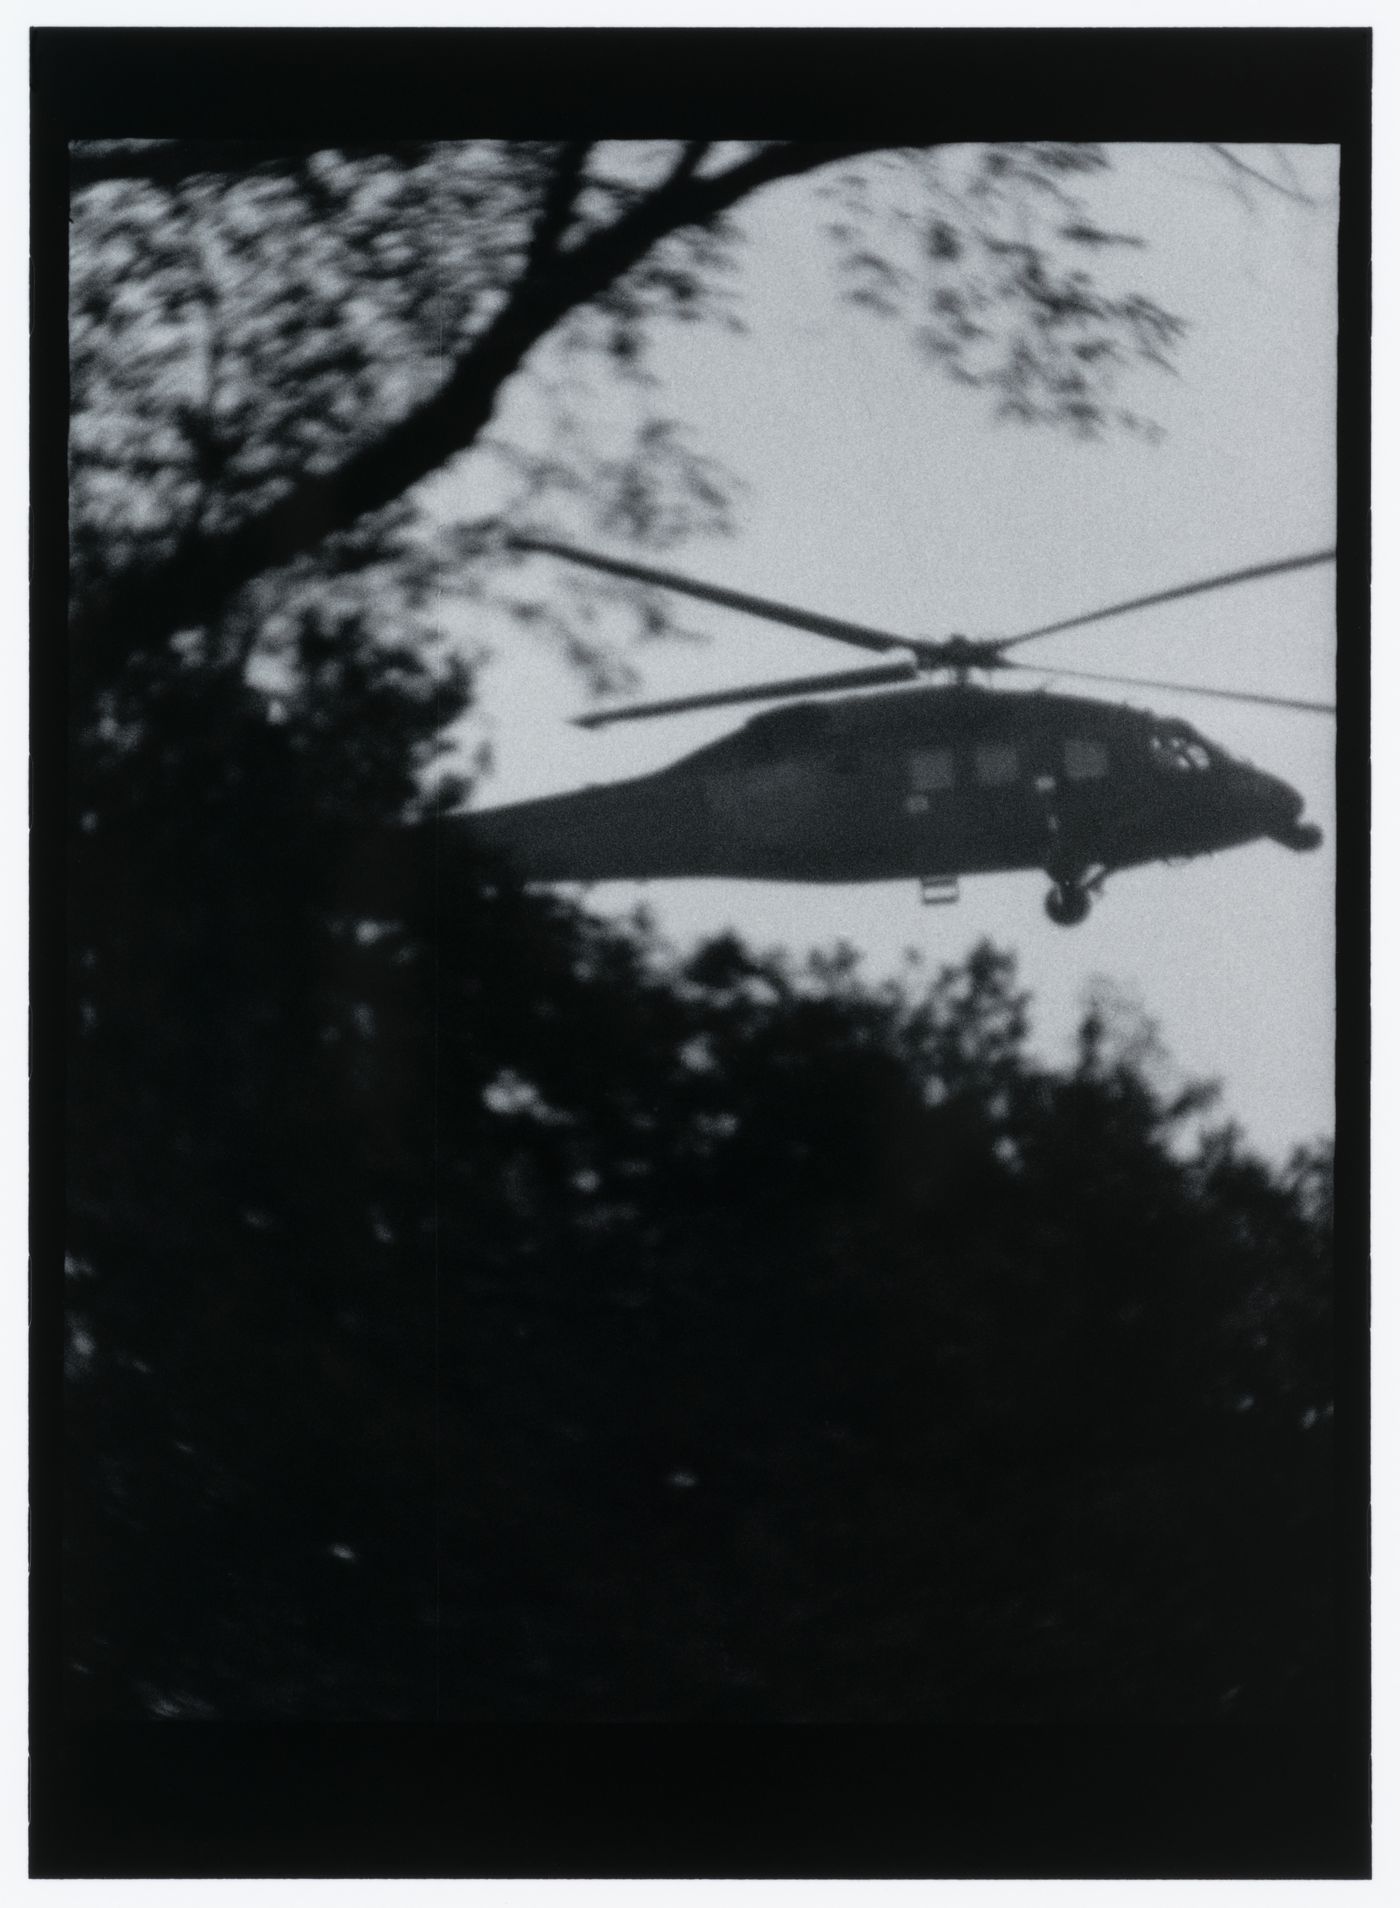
xmin=473 ymin=538 xmax=1333 ymax=925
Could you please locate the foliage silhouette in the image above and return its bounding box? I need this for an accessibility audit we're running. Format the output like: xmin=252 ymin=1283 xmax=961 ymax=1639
xmin=66 ymin=619 xmax=1333 ymax=1718
xmin=69 ymin=139 xmax=1192 ymax=704
xmin=62 ymin=139 xmax=1335 ymax=1723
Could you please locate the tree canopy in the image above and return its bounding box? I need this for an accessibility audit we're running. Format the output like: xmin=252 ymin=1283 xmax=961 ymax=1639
xmin=70 ymin=140 xmax=1190 ymax=706
xmin=60 ymin=138 xmax=1337 ymax=1726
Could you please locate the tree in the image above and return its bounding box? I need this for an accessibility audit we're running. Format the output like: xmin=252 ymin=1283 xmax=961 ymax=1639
xmin=69 ymin=140 xmax=1187 ymax=712
xmin=65 ymin=807 xmax=1337 ymax=1717
xmin=60 ymin=137 xmax=1336 ymax=1725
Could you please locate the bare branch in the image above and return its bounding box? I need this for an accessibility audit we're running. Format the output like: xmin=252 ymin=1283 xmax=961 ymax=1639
xmin=696 ymin=140 xmax=897 ymax=214
xmin=1207 ymin=145 xmax=1319 ymax=207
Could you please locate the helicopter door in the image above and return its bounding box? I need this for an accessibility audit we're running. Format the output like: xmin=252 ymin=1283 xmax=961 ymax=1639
xmin=901 ymin=747 xmax=961 ymax=866
xmin=1037 ymin=733 xmax=1116 ymax=874
xmin=968 ymin=738 xmax=1043 ymax=871
xmin=1063 ymin=737 xmax=1110 ymax=781
xmin=903 ymin=740 xmax=1035 ymax=874
xmin=906 ymin=746 xmax=956 ymax=806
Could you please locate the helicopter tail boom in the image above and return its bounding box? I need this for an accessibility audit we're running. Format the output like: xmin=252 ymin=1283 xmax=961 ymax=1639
xmin=471 ymin=773 xmax=711 ymax=884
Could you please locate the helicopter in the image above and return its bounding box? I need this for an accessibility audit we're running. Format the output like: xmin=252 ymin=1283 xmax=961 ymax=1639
xmin=471 ymin=537 xmax=1334 ymax=926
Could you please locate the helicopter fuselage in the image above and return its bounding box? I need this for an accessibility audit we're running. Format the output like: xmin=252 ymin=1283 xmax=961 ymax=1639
xmin=470 ymin=684 xmax=1320 ymax=900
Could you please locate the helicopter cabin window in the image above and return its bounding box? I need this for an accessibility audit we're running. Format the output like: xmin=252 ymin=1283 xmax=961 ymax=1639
xmin=1149 ymin=729 xmax=1212 ymax=775
xmin=1063 ymin=737 xmax=1109 ymax=781
xmin=973 ymin=742 xmax=1019 ymax=787
xmin=909 ymin=747 xmax=955 ymax=793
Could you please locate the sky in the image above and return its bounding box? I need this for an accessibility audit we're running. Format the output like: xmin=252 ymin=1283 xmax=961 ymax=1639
xmin=453 ymin=143 xmax=1340 ymax=1160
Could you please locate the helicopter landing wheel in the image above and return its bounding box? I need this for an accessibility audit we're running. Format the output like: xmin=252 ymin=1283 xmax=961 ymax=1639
xmin=1045 ymin=882 xmax=1092 ymax=927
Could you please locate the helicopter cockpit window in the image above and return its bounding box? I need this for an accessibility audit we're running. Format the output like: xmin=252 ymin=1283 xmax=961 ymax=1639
xmin=909 ymin=747 xmax=955 ymax=792
xmin=1149 ymin=728 xmax=1212 ymax=775
xmin=1063 ymin=737 xmax=1109 ymax=781
xmin=973 ymin=742 xmax=1019 ymax=787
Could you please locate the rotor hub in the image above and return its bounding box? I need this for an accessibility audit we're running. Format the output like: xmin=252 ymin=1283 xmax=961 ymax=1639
xmin=932 ymin=633 xmax=1009 ymax=683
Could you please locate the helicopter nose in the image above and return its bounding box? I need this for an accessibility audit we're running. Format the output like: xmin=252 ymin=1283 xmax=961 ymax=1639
xmin=1276 ymin=816 xmax=1324 ymax=852
xmin=1257 ymin=773 xmax=1322 ymax=851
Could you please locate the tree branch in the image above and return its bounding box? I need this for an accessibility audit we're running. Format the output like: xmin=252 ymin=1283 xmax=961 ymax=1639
xmin=659 ymin=141 xmax=711 ymax=192
xmin=523 ymin=142 xmax=593 ymax=275
xmin=72 ymin=140 xmax=903 ymax=681
xmin=1207 ymin=145 xmax=1318 ymax=207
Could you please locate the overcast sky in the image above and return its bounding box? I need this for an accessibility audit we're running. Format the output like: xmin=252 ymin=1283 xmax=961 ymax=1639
xmin=442 ymin=144 xmax=1339 ymax=1161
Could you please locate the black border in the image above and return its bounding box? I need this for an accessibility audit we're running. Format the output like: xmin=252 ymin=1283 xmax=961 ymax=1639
xmin=30 ymin=25 xmax=1371 ymax=143
xmin=31 ymin=25 xmax=1372 ymax=1880
xmin=29 ymin=1722 xmax=1374 ymax=1879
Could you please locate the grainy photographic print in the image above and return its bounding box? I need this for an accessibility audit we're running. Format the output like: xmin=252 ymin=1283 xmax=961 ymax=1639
xmin=32 ymin=25 xmax=1369 ymax=1885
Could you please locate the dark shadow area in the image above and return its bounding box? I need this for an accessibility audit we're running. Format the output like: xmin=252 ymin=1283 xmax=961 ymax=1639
xmin=59 ymin=625 xmax=1341 ymax=1731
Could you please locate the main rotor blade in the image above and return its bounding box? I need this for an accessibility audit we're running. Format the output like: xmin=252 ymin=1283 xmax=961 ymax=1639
xmin=574 ymin=660 xmax=922 ymax=729
xmin=1000 ymin=657 xmax=1335 ymax=714
xmin=511 ymin=534 xmax=941 ymax=662
xmin=998 ymin=548 xmax=1336 ymax=651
